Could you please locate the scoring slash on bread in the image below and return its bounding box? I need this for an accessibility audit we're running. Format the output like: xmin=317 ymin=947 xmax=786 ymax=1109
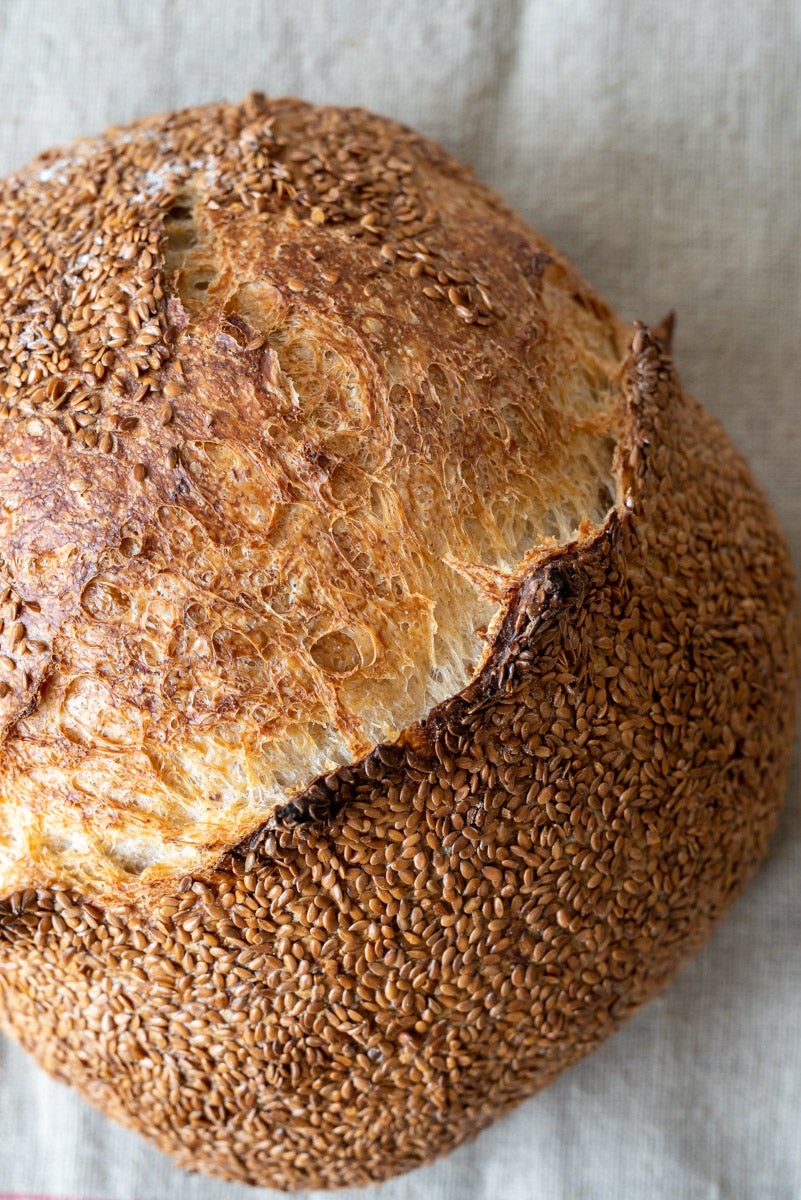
xmin=0 ymin=94 xmax=798 ymax=1190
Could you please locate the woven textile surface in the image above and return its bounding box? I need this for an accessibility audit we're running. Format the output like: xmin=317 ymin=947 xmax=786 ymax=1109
xmin=0 ymin=3 xmax=799 ymax=1198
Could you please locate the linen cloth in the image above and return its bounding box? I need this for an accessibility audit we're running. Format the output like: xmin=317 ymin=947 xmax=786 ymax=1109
xmin=0 ymin=2 xmax=799 ymax=1198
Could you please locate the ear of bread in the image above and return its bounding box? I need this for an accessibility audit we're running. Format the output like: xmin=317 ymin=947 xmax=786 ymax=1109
xmin=0 ymin=97 xmax=797 ymax=1191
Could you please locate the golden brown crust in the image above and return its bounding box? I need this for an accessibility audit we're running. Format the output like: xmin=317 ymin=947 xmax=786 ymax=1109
xmin=0 ymin=99 xmax=798 ymax=1191
xmin=0 ymin=324 xmax=798 ymax=1189
xmin=0 ymin=95 xmax=625 ymax=896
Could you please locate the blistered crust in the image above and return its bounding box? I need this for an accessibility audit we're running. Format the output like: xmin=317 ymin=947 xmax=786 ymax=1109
xmin=0 ymin=95 xmax=624 ymax=894
xmin=0 ymin=327 xmax=797 ymax=1190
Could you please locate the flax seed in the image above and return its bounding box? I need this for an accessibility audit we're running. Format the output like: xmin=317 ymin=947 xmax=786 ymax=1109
xmin=0 ymin=94 xmax=794 ymax=1199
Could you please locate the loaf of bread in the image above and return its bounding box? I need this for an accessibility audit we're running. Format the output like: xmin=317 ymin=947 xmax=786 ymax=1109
xmin=0 ymin=95 xmax=797 ymax=1190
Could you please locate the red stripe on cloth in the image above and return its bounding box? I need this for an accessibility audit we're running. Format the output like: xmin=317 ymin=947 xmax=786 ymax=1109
xmin=0 ymin=1190 xmax=117 ymax=1200
xmin=0 ymin=1192 xmax=157 ymax=1200
xmin=0 ymin=1193 xmax=119 ymax=1200
xmin=0 ymin=1193 xmax=117 ymax=1200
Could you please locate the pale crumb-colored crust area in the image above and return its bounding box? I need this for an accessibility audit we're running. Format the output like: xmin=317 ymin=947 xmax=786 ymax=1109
xmin=0 ymin=328 xmax=797 ymax=1191
xmin=0 ymin=96 xmax=624 ymax=895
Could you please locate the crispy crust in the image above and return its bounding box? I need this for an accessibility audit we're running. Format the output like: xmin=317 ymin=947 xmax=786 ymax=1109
xmin=0 ymin=98 xmax=798 ymax=1191
xmin=0 ymin=325 xmax=798 ymax=1189
xmin=0 ymin=95 xmax=625 ymax=896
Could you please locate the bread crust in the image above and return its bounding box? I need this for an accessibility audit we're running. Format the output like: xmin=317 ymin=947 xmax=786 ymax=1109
xmin=0 ymin=98 xmax=798 ymax=1190
xmin=0 ymin=95 xmax=625 ymax=897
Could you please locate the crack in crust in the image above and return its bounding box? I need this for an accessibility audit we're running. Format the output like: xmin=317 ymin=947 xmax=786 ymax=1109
xmin=0 ymin=324 xmax=797 ymax=1191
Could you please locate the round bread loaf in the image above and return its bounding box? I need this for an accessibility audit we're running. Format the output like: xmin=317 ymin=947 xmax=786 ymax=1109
xmin=0 ymin=95 xmax=798 ymax=1190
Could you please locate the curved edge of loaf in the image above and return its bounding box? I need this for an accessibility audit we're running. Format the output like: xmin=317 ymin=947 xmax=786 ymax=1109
xmin=0 ymin=323 xmax=798 ymax=1190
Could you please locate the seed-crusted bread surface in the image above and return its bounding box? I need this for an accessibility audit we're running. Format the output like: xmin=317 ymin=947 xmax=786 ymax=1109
xmin=0 ymin=326 xmax=797 ymax=1191
xmin=0 ymin=96 xmax=624 ymax=897
xmin=0 ymin=98 xmax=798 ymax=1193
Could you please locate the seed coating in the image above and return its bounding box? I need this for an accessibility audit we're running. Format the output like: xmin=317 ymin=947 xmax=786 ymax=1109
xmin=0 ymin=95 xmax=797 ymax=1195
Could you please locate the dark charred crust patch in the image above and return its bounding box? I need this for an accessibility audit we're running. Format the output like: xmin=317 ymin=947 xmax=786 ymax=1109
xmin=528 ymin=250 xmax=554 ymax=282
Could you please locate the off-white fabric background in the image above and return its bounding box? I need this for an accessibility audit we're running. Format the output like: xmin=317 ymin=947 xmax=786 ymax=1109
xmin=0 ymin=2 xmax=799 ymax=1198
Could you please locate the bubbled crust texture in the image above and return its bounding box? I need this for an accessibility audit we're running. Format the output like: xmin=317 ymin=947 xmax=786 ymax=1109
xmin=0 ymin=95 xmax=624 ymax=895
xmin=0 ymin=326 xmax=798 ymax=1190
